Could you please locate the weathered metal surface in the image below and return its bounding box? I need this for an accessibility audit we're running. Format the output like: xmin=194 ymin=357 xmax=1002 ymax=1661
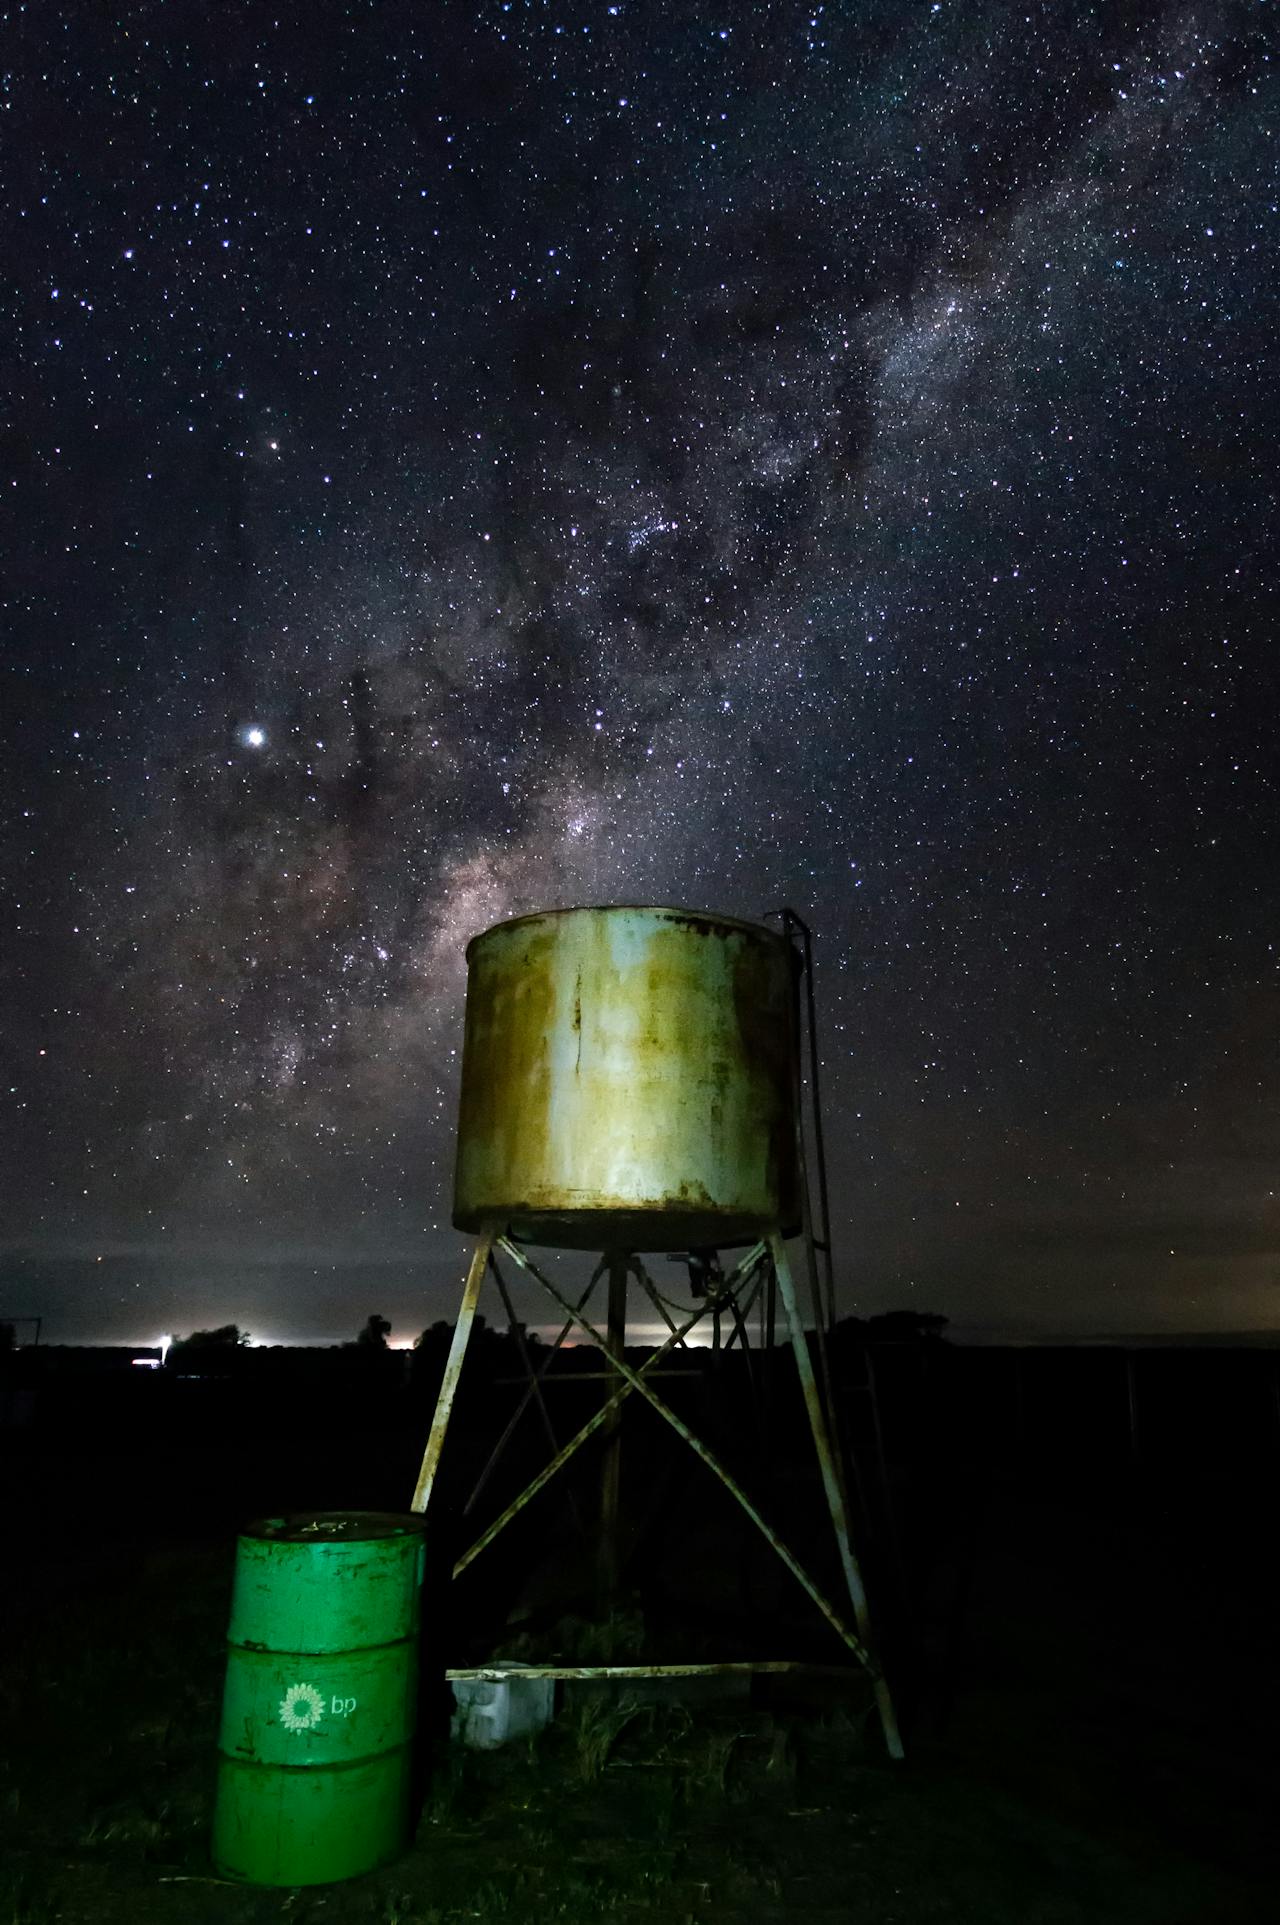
xmin=411 ymin=1232 xmax=493 ymax=1514
xmin=446 ymin=1661 xmax=854 ymax=1680
xmin=453 ymin=905 xmax=800 ymax=1249
xmin=212 ymin=1511 xmax=427 ymax=1887
xmin=768 ymin=1234 xmax=904 ymax=1761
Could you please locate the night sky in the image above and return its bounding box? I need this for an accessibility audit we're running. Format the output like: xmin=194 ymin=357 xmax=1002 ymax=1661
xmin=3 ymin=2 xmax=1276 ymax=1347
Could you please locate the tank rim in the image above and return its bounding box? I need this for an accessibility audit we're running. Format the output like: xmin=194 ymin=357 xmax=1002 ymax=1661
xmin=241 ymin=1510 xmax=428 ymax=1544
xmin=465 ymin=902 xmax=787 ymax=961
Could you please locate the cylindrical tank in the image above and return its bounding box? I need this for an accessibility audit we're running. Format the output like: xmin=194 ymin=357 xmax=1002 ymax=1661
xmin=453 ymin=904 xmax=800 ymax=1250
xmin=211 ymin=1511 xmax=427 ymax=1887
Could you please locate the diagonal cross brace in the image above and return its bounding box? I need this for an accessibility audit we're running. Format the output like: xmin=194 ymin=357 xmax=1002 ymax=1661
xmin=452 ymin=1241 xmax=766 ymax=1577
xmin=490 ymin=1237 xmax=877 ymax=1675
xmin=461 ymin=1259 xmax=605 ymax=1522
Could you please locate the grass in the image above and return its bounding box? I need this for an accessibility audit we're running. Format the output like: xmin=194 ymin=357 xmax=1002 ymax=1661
xmin=564 ymin=1692 xmax=657 ymax=1782
xmin=2 ymin=1532 xmax=1277 ymax=1924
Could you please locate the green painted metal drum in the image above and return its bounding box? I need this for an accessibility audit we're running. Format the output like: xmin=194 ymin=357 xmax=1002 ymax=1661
xmin=453 ymin=904 xmax=801 ymax=1250
xmin=212 ymin=1511 xmax=427 ymax=1887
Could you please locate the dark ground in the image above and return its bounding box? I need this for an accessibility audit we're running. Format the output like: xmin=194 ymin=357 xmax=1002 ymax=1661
xmin=1 ymin=1336 xmax=1277 ymax=1922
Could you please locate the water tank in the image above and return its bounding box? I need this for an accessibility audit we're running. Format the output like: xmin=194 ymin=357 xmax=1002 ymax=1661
xmin=452 ymin=904 xmax=800 ymax=1250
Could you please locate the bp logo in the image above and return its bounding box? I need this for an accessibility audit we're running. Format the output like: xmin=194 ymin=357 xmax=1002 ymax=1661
xmin=278 ymin=1683 xmax=325 ymax=1733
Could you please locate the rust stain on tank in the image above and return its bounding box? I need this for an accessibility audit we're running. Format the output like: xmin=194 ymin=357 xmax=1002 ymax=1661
xmin=730 ymin=934 xmax=801 ymax=1231
xmin=454 ymin=920 xmax=558 ymax=1197
xmin=452 ymin=906 xmax=801 ymax=1250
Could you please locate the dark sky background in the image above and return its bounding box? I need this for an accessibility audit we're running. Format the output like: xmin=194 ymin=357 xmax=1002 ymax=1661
xmin=2 ymin=1 xmax=1276 ymax=1346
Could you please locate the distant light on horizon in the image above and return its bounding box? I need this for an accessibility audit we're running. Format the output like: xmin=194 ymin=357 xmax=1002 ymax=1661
xmin=114 ymin=1323 xmax=741 ymax=1352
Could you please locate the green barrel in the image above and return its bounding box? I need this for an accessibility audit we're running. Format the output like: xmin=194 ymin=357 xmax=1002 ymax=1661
xmin=212 ymin=1511 xmax=427 ymax=1887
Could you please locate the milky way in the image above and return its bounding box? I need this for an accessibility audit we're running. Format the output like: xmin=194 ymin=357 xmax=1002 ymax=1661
xmin=3 ymin=3 xmax=1276 ymax=1343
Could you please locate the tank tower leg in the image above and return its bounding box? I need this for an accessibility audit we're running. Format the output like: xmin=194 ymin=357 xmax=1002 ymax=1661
xmin=412 ymin=1232 xmax=904 ymax=1761
xmin=769 ymin=1232 xmax=904 ymax=1760
xmin=598 ymin=1249 xmax=629 ymax=1613
xmin=411 ymin=1232 xmax=493 ymax=1515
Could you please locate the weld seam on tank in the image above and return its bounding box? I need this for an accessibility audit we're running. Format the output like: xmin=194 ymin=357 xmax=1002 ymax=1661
xmin=223 ymin=1741 xmax=414 ymax=1777
xmin=229 ymin=1635 xmax=416 ymax=1659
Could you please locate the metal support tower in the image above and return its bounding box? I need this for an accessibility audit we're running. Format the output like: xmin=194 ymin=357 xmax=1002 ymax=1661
xmin=410 ymin=1225 xmax=903 ymax=1761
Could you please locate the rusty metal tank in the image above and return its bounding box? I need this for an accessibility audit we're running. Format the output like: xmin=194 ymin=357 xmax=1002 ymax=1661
xmin=452 ymin=905 xmax=800 ymax=1250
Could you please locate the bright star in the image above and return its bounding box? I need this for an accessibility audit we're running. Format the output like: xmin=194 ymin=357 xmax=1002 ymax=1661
xmin=243 ymin=726 xmax=267 ymax=748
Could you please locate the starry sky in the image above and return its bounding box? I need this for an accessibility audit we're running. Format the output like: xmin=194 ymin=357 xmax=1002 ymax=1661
xmin=3 ymin=1 xmax=1277 ymax=1347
